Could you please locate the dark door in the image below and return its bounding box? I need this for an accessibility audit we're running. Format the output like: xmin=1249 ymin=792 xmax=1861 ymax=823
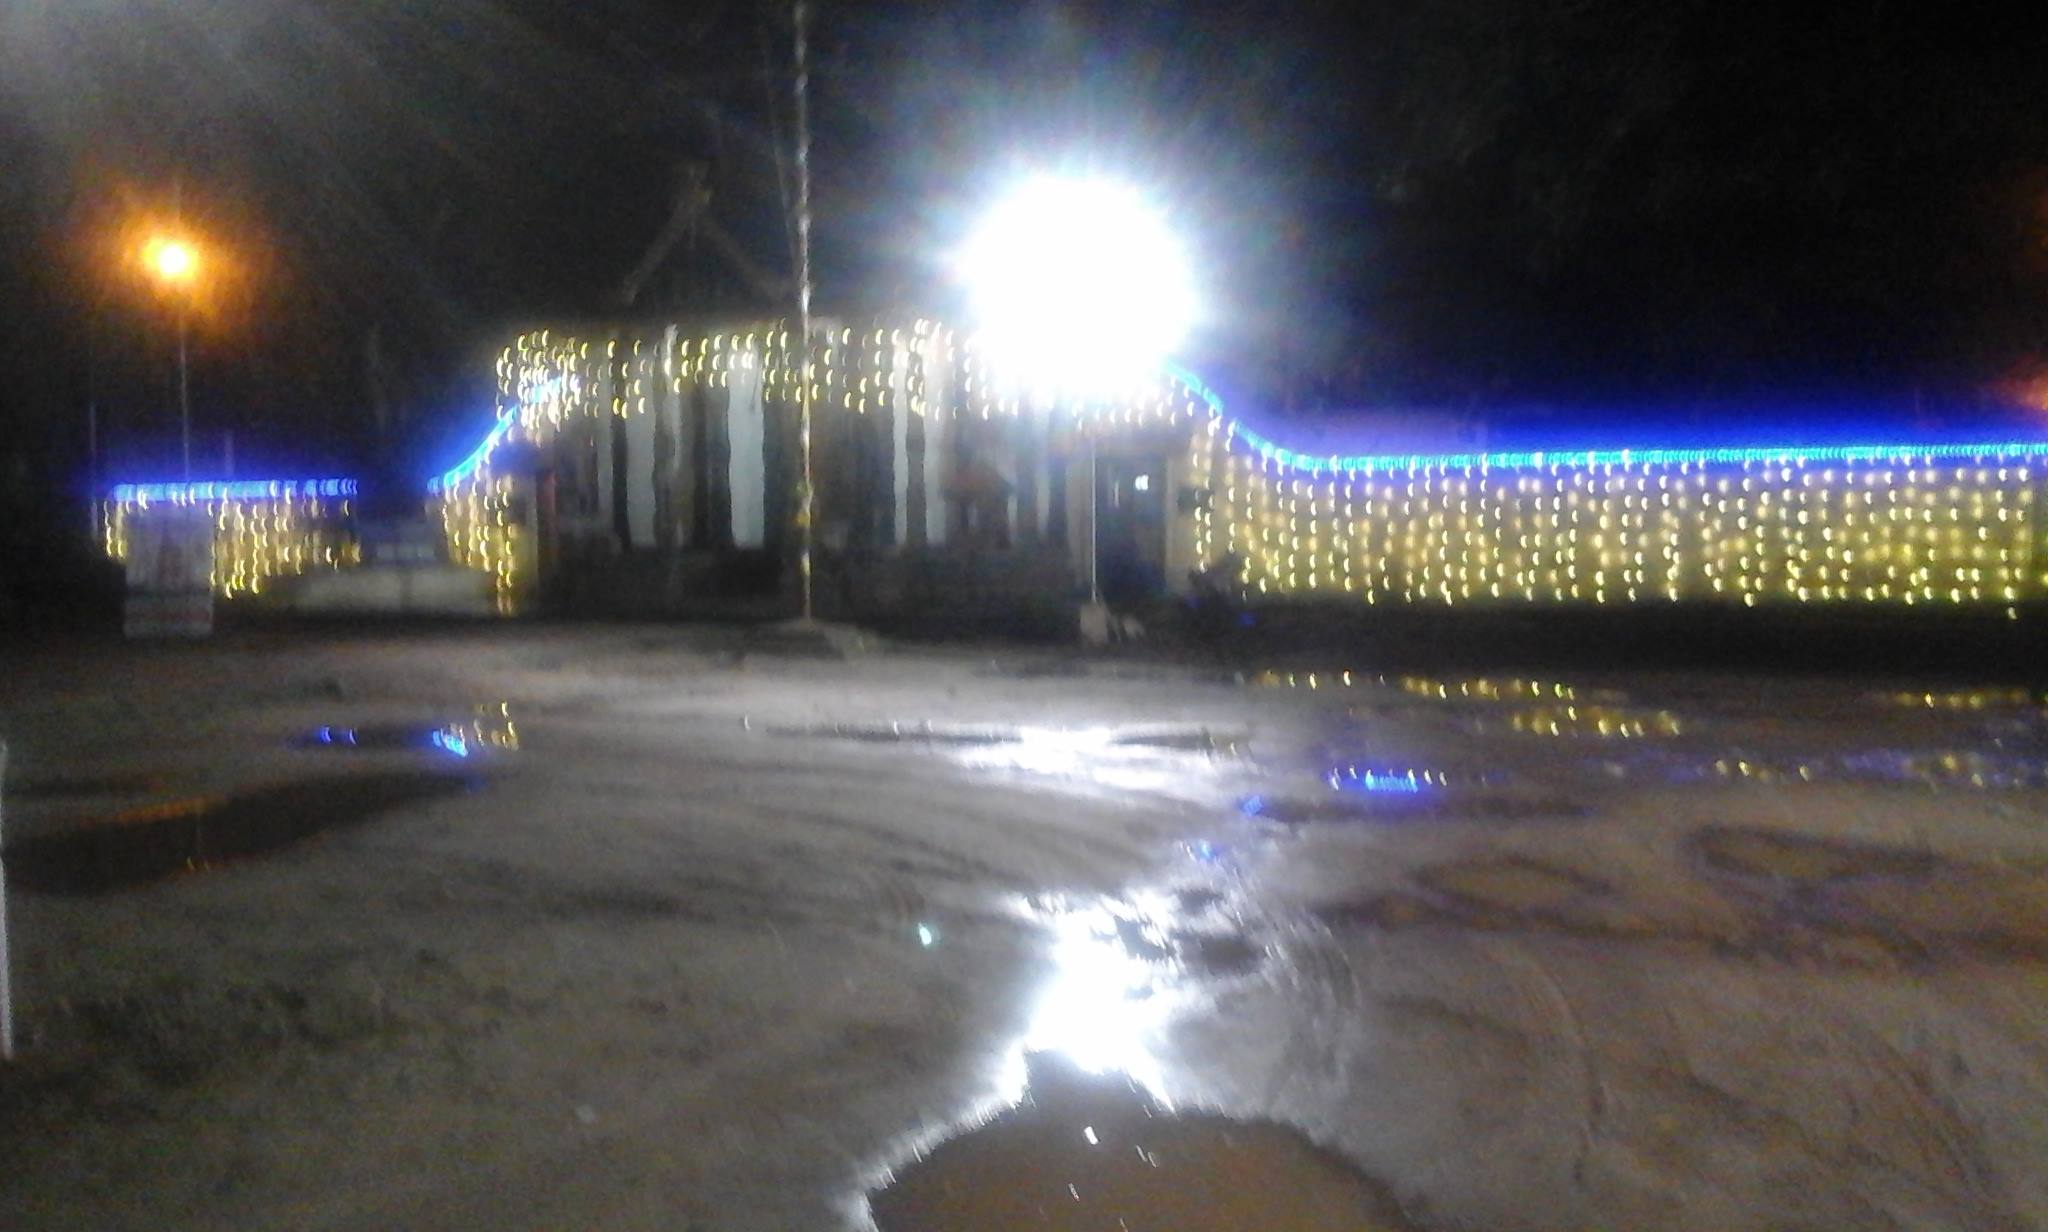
xmin=1095 ymin=454 xmax=1168 ymax=601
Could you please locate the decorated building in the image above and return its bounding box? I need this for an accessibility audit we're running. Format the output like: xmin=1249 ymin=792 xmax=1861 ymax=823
xmin=103 ymin=312 xmax=2048 ymax=623
xmin=101 ymin=479 xmax=360 ymax=600
xmin=434 ymin=314 xmax=2048 ymax=620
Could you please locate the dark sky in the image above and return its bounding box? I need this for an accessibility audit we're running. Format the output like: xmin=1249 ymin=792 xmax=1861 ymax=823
xmin=4 ymin=0 xmax=2048 ymax=487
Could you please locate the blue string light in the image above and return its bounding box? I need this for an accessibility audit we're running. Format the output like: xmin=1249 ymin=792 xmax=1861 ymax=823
xmin=1163 ymin=361 xmax=2048 ymax=473
xmin=109 ymin=479 xmax=357 ymax=503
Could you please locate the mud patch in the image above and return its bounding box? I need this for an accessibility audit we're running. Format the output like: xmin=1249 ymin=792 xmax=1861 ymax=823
xmin=1421 ymin=855 xmax=1612 ymax=914
xmin=3 ymin=772 xmax=472 ymax=894
xmin=1691 ymin=826 xmax=1938 ymax=886
xmin=1329 ymin=840 xmax=2048 ymax=966
xmin=1689 ymin=826 xmax=2048 ymax=961
xmin=1318 ymin=857 xmax=1661 ymax=944
xmin=869 ymin=1052 xmax=1417 ymax=1232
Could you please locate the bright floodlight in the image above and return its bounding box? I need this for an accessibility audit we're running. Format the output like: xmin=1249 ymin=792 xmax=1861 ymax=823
xmin=147 ymin=237 xmax=198 ymax=284
xmin=958 ymin=175 xmax=1195 ymax=399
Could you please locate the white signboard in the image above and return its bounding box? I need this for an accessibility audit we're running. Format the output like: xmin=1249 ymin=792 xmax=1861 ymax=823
xmin=123 ymin=508 xmax=215 ymax=638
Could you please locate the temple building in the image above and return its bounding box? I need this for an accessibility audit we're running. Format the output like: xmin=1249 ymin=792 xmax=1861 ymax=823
xmin=100 ymin=311 xmax=2048 ymax=624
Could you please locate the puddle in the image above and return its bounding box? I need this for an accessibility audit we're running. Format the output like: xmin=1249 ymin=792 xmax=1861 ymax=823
xmin=980 ymin=661 xmax=1238 ymax=685
xmin=866 ymin=889 xmax=1399 ymax=1230
xmin=868 ymin=1051 xmax=1415 ymax=1232
xmin=295 ymin=706 xmax=519 ymax=759
xmin=1584 ymin=746 xmax=2048 ymax=789
xmin=1018 ymin=889 xmax=1264 ymax=1085
xmin=761 ymin=723 xmax=1247 ymax=764
xmin=1474 ymin=702 xmax=1686 ymax=739
xmin=1249 ymin=670 xmax=1613 ymax=706
xmin=1243 ymin=790 xmax=1586 ymax=825
xmin=1389 ymin=674 xmax=1597 ymax=704
xmin=1110 ymin=728 xmax=1243 ymax=754
xmin=1691 ymin=826 xmax=1937 ymax=886
xmin=940 ymin=726 xmax=1249 ymax=799
xmin=1880 ymin=687 xmax=2046 ymax=712
xmin=3 ymin=772 xmax=472 ymax=894
xmin=762 ymin=721 xmax=1018 ymax=746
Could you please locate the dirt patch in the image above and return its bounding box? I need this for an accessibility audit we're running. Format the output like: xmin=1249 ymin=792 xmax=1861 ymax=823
xmin=869 ymin=1052 xmax=1419 ymax=1232
xmin=1691 ymin=826 xmax=1938 ymax=886
xmin=1421 ymin=855 xmax=1613 ymax=914
xmin=1317 ymin=857 xmax=1648 ymax=943
xmin=1325 ymin=839 xmax=2048 ymax=967
xmin=1691 ymin=826 xmax=2048 ymax=960
xmin=3 ymin=772 xmax=473 ymax=894
xmin=8 ymin=769 xmax=174 ymax=800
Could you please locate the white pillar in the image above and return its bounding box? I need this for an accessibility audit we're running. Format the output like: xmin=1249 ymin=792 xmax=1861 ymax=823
xmin=891 ymin=355 xmax=911 ymax=546
xmin=727 ymin=363 xmax=767 ymax=548
xmin=625 ymin=357 xmax=658 ymax=547
xmin=922 ymin=341 xmax=951 ymax=545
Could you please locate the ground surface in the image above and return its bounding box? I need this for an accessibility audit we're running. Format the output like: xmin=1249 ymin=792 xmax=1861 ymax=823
xmin=2 ymin=623 xmax=2046 ymax=1230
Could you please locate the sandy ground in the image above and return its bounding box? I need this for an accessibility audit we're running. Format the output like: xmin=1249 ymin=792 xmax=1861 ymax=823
xmin=1 ymin=623 xmax=2046 ymax=1230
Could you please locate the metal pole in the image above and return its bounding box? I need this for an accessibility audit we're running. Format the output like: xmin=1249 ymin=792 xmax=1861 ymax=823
xmin=86 ymin=400 xmax=98 ymax=537
xmin=173 ymin=177 xmax=191 ymax=482
xmin=1 ymin=741 xmax=14 ymax=1061
xmin=178 ymin=306 xmax=191 ymax=481
xmin=793 ymin=0 xmax=816 ymax=622
xmin=86 ymin=307 xmax=99 ymax=535
xmin=1089 ymin=435 xmax=1101 ymax=603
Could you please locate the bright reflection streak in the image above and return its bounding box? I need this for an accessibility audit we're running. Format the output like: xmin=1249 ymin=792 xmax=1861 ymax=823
xmin=957 ymin=174 xmax=1196 ymax=399
xmin=950 ymin=725 xmax=1240 ymax=800
xmin=1018 ymin=889 xmax=1201 ymax=1101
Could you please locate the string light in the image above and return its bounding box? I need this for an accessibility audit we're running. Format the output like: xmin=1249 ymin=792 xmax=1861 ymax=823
xmin=101 ymin=479 xmax=359 ymax=597
xmin=427 ymin=318 xmax=2048 ymax=615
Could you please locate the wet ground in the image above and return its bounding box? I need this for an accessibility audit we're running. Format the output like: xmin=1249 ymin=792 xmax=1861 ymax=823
xmin=2 ymin=626 xmax=2046 ymax=1229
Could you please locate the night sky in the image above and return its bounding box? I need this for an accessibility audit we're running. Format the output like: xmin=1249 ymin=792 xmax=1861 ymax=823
xmin=4 ymin=1 xmax=2047 ymax=492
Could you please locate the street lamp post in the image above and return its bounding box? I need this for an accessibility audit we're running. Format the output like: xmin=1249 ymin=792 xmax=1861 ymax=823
xmin=793 ymin=0 xmax=816 ymax=623
xmin=176 ymin=299 xmax=190 ymax=480
xmin=144 ymin=236 xmax=199 ymax=479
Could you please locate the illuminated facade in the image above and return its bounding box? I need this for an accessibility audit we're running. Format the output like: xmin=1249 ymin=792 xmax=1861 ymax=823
xmin=431 ymin=315 xmax=2048 ymax=617
xmin=106 ymin=320 xmax=2041 ymax=615
xmin=101 ymin=479 xmax=360 ymax=599
xmin=430 ymin=316 xmax=1212 ymax=613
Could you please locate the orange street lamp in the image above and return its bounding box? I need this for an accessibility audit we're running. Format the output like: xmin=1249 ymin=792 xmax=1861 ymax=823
xmin=148 ymin=237 xmax=198 ymax=284
xmin=142 ymin=235 xmax=201 ymax=476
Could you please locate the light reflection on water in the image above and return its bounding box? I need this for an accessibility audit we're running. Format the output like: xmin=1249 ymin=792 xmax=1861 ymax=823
xmin=950 ymin=724 xmax=1245 ymax=798
xmin=1016 ymin=889 xmax=1209 ymax=1100
xmin=864 ymin=889 xmax=1403 ymax=1232
xmin=1483 ymin=702 xmax=1686 ymax=739
xmin=297 ymin=704 xmax=520 ymax=758
xmin=1583 ymin=744 xmax=2048 ymax=789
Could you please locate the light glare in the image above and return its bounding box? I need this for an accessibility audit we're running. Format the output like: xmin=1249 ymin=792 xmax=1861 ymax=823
xmin=147 ymin=237 xmax=198 ymax=283
xmin=958 ymin=176 xmax=1195 ymax=399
